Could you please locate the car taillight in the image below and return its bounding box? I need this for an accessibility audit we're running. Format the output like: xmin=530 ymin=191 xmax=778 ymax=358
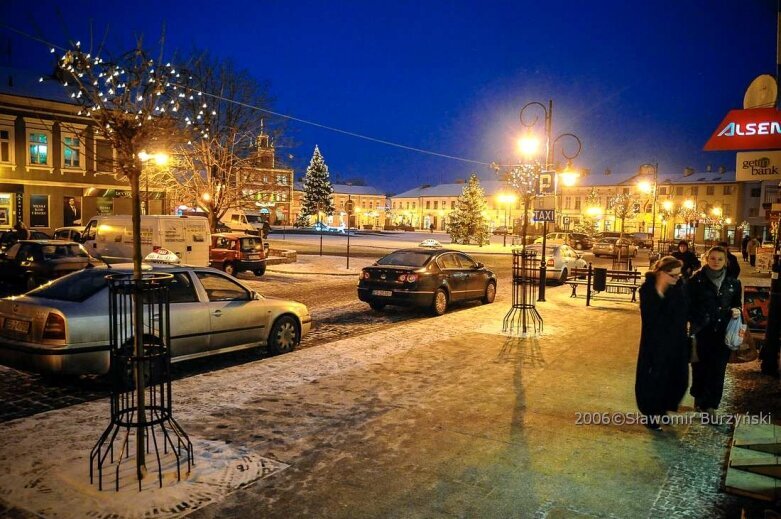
xmin=361 ymin=271 xmax=370 ymax=279
xmin=398 ymin=273 xmax=419 ymax=283
xmin=546 ymin=258 xmax=555 ymax=267
xmin=42 ymin=313 xmax=66 ymax=341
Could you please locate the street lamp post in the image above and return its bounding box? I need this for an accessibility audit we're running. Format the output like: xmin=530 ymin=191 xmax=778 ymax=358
xmin=638 ymin=163 xmax=659 ymax=249
xmin=519 ymin=100 xmax=582 ymax=302
xmin=498 ymin=193 xmax=516 ymax=247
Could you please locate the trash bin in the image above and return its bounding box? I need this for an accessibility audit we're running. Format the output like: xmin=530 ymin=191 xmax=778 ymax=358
xmin=593 ymin=267 xmax=607 ymax=292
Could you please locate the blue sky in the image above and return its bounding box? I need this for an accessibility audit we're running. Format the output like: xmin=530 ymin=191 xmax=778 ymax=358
xmin=1 ymin=0 xmax=776 ymax=193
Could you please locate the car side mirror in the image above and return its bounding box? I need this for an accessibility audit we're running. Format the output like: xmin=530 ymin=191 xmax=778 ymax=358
xmin=252 ymin=291 xmax=261 ymax=300
xmin=473 ymin=262 xmax=484 ymax=269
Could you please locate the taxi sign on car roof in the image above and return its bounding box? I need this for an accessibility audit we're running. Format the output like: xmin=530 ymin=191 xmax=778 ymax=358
xmin=418 ymin=239 xmax=443 ymax=248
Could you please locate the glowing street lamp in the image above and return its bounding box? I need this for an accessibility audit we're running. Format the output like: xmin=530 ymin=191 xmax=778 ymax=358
xmin=518 ymin=133 xmax=541 ymax=158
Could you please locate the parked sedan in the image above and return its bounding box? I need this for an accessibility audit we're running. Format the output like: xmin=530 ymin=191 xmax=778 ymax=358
xmin=0 ymin=264 xmax=311 ymax=375
xmin=357 ymin=247 xmax=497 ymax=315
xmin=592 ymin=237 xmax=638 ymax=258
xmin=522 ymin=244 xmax=587 ymax=283
xmin=0 ymin=240 xmax=95 ymax=291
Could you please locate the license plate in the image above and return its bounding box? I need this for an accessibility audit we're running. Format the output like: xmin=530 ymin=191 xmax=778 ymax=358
xmin=248 ymin=254 xmax=260 ymax=260
xmin=4 ymin=318 xmax=30 ymax=334
xmin=372 ymin=290 xmax=392 ymax=297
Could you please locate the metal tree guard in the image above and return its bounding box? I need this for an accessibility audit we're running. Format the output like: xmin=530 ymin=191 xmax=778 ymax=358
xmin=90 ymin=272 xmax=193 ymax=491
xmin=502 ymin=248 xmax=543 ymax=335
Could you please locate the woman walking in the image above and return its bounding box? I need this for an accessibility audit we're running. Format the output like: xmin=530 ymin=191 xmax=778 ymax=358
xmin=635 ymin=256 xmax=690 ymax=431
xmin=688 ymin=246 xmax=742 ymax=417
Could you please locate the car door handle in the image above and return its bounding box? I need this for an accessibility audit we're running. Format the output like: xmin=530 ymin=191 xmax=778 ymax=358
xmin=212 ymin=310 xmax=222 ymax=317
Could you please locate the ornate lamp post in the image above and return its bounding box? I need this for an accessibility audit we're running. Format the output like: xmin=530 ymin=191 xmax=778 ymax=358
xmin=519 ymin=100 xmax=582 ymax=302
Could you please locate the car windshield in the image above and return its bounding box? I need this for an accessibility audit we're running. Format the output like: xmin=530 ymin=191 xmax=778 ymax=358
xmin=240 ymin=237 xmax=262 ymax=252
xmin=377 ymin=251 xmax=433 ymax=267
xmin=40 ymin=244 xmax=90 ymax=260
xmin=29 ymin=268 xmax=108 ymax=302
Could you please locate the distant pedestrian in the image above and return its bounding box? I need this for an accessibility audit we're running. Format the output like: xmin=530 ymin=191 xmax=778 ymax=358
xmin=262 ymin=220 xmax=271 ymax=239
xmin=718 ymin=241 xmax=740 ymax=279
xmin=687 ymin=246 xmax=742 ymax=419
xmin=429 ymin=223 xmax=435 ymax=233
xmin=741 ymin=235 xmax=750 ymax=262
xmin=635 ymin=256 xmax=689 ymax=431
xmin=747 ymin=236 xmax=760 ymax=268
xmin=671 ymin=240 xmax=700 ymax=279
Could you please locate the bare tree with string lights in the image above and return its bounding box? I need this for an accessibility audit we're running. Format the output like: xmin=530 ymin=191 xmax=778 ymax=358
xmin=52 ymin=37 xmax=208 ymax=490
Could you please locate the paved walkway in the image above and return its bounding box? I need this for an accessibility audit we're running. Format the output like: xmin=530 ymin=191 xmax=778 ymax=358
xmin=0 ymin=258 xmax=778 ymax=518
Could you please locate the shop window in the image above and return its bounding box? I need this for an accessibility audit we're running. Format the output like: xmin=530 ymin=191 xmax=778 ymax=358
xmin=750 ymin=188 xmax=761 ymax=197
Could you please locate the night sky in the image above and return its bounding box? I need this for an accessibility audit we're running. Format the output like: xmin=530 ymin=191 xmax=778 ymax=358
xmin=0 ymin=0 xmax=777 ymax=194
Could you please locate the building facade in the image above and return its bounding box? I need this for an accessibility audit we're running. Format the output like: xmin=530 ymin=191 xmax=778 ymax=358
xmin=292 ymin=183 xmax=387 ymax=229
xmin=241 ymin=131 xmax=293 ymax=225
xmin=390 ymin=180 xmax=522 ymax=231
xmin=0 ymin=67 xmax=162 ymax=233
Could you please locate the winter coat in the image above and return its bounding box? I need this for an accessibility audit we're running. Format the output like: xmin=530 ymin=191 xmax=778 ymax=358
xmin=741 ymin=236 xmax=750 ymax=253
xmin=725 ymin=251 xmax=740 ymax=279
xmin=747 ymin=239 xmax=760 ymax=255
xmin=672 ymin=250 xmax=701 ymax=278
xmin=687 ymin=267 xmax=742 ymax=337
xmin=635 ymin=274 xmax=690 ymax=416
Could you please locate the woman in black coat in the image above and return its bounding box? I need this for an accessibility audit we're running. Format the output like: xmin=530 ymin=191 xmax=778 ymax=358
xmin=688 ymin=246 xmax=742 ymax=417
xmin=636 ymin=256 xmax=690 ymax=431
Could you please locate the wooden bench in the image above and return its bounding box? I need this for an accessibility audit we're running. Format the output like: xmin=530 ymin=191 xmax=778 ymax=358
xmin=567 ymin=264 xmax=642 ymax=304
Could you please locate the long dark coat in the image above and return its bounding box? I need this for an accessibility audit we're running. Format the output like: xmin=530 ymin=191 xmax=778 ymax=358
xmin=635 ymin=274 xmax=690 ymax=416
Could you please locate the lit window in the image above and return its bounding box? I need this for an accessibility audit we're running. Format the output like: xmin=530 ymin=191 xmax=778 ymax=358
xmin=29 ymin=132 xmax=48 ymax=165
xmin=63 ymin=136 xmax=80 ymax=167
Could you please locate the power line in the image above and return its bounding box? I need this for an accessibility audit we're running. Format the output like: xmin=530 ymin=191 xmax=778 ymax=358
xmin=1 ymin=23 xmax=494 ymax=168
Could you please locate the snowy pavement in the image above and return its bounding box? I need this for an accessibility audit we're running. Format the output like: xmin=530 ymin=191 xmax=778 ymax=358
xmin=0 ymin=255 xmax=777 ymax=518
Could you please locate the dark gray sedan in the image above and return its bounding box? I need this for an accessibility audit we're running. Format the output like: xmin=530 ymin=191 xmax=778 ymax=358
xmin=357 ymin=247 xmax=497 ymax=315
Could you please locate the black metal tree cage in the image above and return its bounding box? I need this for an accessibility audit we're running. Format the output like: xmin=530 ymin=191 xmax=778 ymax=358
xmin=90 ymin=272 xmax=193 ymax=491
xmin=502 ymin=248 xmax=543 ymax=335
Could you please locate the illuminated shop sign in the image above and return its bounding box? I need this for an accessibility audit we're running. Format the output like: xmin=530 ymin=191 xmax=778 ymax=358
xmin=736 ymin=151 xmax=781 ymax=181
xmin=704 ymin=108 xmax=781 ymax=151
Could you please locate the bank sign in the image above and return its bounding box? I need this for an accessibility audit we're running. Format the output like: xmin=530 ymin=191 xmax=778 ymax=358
xmin=736 ymin=151 xmax=781 ymax=181
xmin=704 ymin=108 xmax=781 ymax=151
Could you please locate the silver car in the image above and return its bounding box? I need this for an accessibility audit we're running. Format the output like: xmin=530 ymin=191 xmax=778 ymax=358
xmin=522 ymin=244 xmax=588 ymax=283
xmin=592 ymin=237 xmax=638 ymax=258
xmin=0 ymin=264 xmax=311 ymax=375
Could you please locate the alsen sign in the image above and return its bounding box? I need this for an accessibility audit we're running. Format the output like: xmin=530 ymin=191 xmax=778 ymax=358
xmin=704 ymin=108 xmax=781 ymax=151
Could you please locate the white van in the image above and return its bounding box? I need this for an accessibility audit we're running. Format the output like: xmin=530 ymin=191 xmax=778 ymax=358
xmin=220 ymin=209 xmax=263 ymax=236
xmin=81 ymin=215 xmax=211 ymax=266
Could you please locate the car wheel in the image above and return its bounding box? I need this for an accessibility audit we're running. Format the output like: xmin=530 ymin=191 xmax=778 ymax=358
xmin=559 ymin=268 xmax=568 ymax=284
xmin=25 ymin=274 xmax=37 ymax=292
xmin=369 ymin=301 xmax=386 ymax=311
xmin=268 ymin=315 xmax=299 ymax=355
xmin=223 ymin=262 xmax=236 ymax=276
xmin=254 ymin=265 xmax=266 ymax=277
xmin=430 ymin=288 xmax=448 ymax=316
xmin=481 ymin=282 xmax=496 ymax=304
